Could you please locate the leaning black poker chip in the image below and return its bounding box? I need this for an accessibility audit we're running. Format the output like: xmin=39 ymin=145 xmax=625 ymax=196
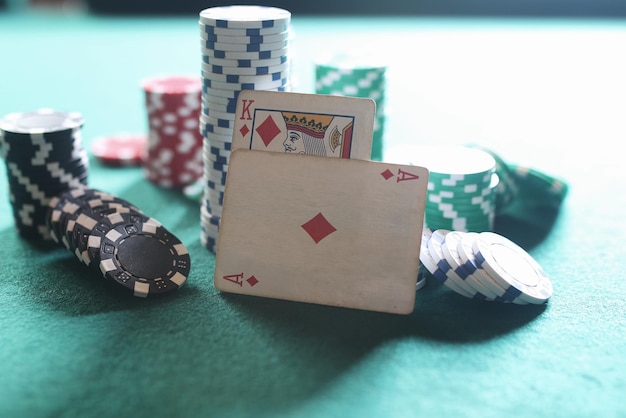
xmin=99 ymin=221 xmax=190 ymax=297
xmin=44 ymin=185 xmax=190 ymax=297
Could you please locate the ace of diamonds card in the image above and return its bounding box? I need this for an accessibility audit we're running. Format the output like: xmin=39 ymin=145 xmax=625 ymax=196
xmin=214 ymin=149 xmax=429 ymax=314
xmin=231 ymin=90 xmax=375 ymax=160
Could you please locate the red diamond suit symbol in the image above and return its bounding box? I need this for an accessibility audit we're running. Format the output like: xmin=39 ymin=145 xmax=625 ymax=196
xmin=256 ymin=115 xmax=282 ymax=147
xmin=301 ymin=212 xmax=336 ymax=244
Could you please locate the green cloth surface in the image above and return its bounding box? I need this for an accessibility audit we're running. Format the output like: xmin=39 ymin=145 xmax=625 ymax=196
xmin=1 ymin=10 xmax=625 ymax=418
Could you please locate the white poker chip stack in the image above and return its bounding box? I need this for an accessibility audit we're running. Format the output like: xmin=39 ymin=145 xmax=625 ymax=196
xmin=198 ymin=5 xmax=292 ymax=253
xmin=420 ymin=228 xmax=553 ymax=304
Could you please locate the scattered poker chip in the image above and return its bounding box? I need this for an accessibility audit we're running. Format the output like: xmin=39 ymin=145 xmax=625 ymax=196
xmin=420 ymin=228 xmax=551 ymax=304
xmin=91 ymin=134 xmax=147 ymax=166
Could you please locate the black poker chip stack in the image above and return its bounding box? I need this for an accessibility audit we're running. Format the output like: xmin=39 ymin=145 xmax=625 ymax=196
xmin=45 ymin=185 xmax=190 ymax=297
xmin=0 ymin=109 xmax=89 ymax=240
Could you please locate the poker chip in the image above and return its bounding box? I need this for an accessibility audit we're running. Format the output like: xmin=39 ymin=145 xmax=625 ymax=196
xmin=0 ymin=109 xmax=88 ymax=240
xmin=198 ymin=5 xmax=292 ymax=253
xmin=507 ymin=164 xmax=568 ymax=211
xmin=386 ymin=145 xmax=497 ymax=233
xmin=203 ymin=39 xmax=288 ymax=53
xmin=428 ymin=229 xmax=489 ymax=299
xmin=454 ymin=231 xmax=522 ymax=303
xmin=199 ymin=21 xmax=289 ymax=36
xmin=201 ymin=31 xmax=290 ymax=45
xmin=419 ymin=228 xmax=473 ymax=298
xmin=466 ymin=144 xmax=568 ymax=221
xmin=99 ymin=221 xmax=189 ymax=298
xmin=199 ymin=5 xmax=291 ymax=29
xmin=472 ymin=232 xmax=553 ymax=304
xmin=91 ymin=134 xmax=147 ymax=166
xmin=141 ymin=75 xmax=203 ymax=188
xmin=183 ymin=178 xmax=204 ymax=202
xmin=43 ymin=185 xmax=190 ymax=297
xmin=201 ymin=54 xmax=288 ymax=68
xmin=315 ymin=53 xmax=387 ymax=161
xmin=440 ymin=230 xmax=500 ymax=300
xmin=0 ymin=108 xmax=83 ymax=134
xmin=420 ymin=228 xmax=551 ymax=304
xmin=416 ymin=265 xmax=427 ymax=291
xmin=202 ymin=60 xmax=290 ymax=75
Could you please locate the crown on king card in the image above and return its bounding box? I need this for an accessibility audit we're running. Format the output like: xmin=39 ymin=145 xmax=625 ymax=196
xmin=282 ymin=112 xmax=333 ymax=138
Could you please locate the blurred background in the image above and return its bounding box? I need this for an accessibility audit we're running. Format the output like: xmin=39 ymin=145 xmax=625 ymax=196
xmin=2 ymin=0 xmax=626 ymax=17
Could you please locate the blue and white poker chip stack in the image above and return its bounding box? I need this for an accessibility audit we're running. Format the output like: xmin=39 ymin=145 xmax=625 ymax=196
xmin=198 ymin=5 xmax=292 ymax=253
xmin=0 ymin=109 xmax=88 ymax=240
xmin=420 ymin=228 xmax=553 ymax=304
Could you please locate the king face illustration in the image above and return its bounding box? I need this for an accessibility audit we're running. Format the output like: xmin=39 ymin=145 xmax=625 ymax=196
xmin=281 ymin=112 xmax=334 ymax=156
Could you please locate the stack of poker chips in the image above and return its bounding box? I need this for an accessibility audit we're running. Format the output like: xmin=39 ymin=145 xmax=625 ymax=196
xmin=385 ymin=145 xmax=498 ymax=233
xmin=467 ymin=144 xmax=569 ymax=230
xmin=315 ymin=55 xmax=387 ymax=161
xmin=420 ymin=228 xmax=553 ymax=304
xmin=45 ymin=185 xmax=190 ymax=298
xmin=198 ymin=5 xmax=292 ymax=253
xmin=0 ymin=109 xmax=88 ymax=240
xmin=141 ymin=75 xmax=204 ymax=188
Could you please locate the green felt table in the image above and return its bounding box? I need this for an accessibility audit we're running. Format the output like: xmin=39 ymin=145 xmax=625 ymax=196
xmin=1 ymin=9 xmax=625 ymax=418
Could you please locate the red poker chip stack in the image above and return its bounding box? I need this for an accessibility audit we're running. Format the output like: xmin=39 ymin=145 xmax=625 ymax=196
xmin=141 ymin=76 xmax=203 ymax=188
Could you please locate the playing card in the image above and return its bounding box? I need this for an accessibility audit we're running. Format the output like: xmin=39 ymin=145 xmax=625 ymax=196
xmin=214 ymin=149 xmax=429 ymax=314
xmin=231 ymin=90 xmax=375 ymax=160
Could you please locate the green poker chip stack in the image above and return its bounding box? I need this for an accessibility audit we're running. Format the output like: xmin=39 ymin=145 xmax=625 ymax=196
xmin=467 ymin=144 xmax=569 ymax=230
xmin=425 ymin=168 xmax=498 ymax=232
xmin=385 ymin=145 xmax=498 ymax=233
xmin=315 ymin=55 xmax=387 ymax=161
